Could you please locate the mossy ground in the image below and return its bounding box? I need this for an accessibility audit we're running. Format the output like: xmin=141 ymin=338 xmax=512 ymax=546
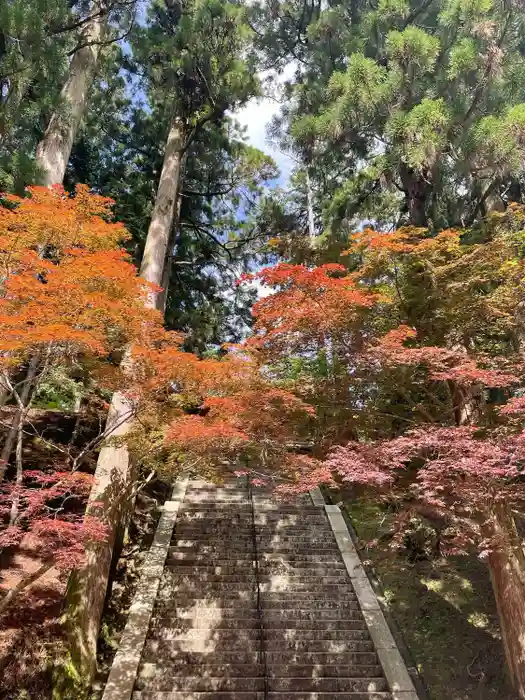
xmin=345 ymin=497 xmax=518 ymax=700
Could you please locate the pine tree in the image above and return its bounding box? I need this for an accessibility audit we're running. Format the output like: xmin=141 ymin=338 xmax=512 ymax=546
xmin=251 ymin=0 xmax=525 ymax=231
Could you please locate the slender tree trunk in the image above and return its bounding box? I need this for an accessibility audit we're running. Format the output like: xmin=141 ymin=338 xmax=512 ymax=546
xmin=0 ymin=561 xmax=54 ymax=616
xmin=158 ymin=156 xmax=185 ymax=314
xmin=306 ymin=171 xmax=316 ymax=240
xmin=482 ymin=503 xmax=525 ymax=698
xmin=60 ymin=116 xmax=186 ymax=697
xmin=0 ymin=380 xmax=9 ymax=408
xmin=35 ymin=2 xmax=108 ymax=185
xmin=140 ymin=117 xmax=185 ymax=309
xmin=0 ymin=355 xmax=39 ymax=481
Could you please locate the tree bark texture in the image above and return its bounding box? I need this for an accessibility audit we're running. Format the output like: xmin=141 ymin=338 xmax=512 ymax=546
xmin=157 ymin=156 xmax=185 ymax=314
xmin=400 ymin=164 xmax=430 ymax=228
xmin=0 ymin=355 xmax=40 ymax=481
xmin=35 ymin=2 xmax=108 ymax=185
xmin=482 ymin=503 xmax=525 ymax=698
xmin=61 ymin=117 xmax=185 ymax=697
xmin=140 ymin=117 xmax=185 ymax=310
xmin=63 ymin=392 xmax=133 ymax=695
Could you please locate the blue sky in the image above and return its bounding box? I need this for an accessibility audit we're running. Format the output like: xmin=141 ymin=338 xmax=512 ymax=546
xmin=234 ymin=65 xmax=296 ymax=187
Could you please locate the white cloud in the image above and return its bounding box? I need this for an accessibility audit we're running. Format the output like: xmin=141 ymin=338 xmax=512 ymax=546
xmin=234 ymin=64 xmax=297 ymax=185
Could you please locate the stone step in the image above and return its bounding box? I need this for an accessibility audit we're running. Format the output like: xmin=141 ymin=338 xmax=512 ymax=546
xmin=255 ymin=516 xmax=328 ymax=524
xmin=256 ymin=529 xmax=335 ymax=536
xmin=166 ymin=555 xmax=257 ymax=565
xmin=146 ymin=628 xmax=262 ymax=643
xmin=181 ymin=499 xmax=251 ymax=505
xmin=261 ymin=610 xmax=366 ymax=622
xmin=149 ymin=617 xmax=262 ymax=631
xmin=170 ymin=538 xmax=253 ymax=558
xmin=141 ymin=645 xmax=264 ymax=664
xmin=170 ymin=539 xmax=255 ymax=547
xmin=266 ymin=652 xmax=379 ymax=665
xmin=142 ymin=644 xmax=378 ymax=666
xmin=257 ymin=548 xmax=341 ymax=554
xmin=164 ymin=564 xmax=257 ymax=575
xmin=258 ymin=583 xmax=354 ymax=594
xmin=138 ymin=662 xmax=265 ymax=679
xmin=153 ymin=603 xmax=259 ymax=616
xmin=174 ymin=530 xmax=254 ymax=536
xmin=133 ymin=693 xmax=263 ymax=700
xmin=135 ymin=675 xmax=265 ymax=692
xmin=254 ymin=514 xmax=329 ymax=521
xmin=256 ymin=535 xmax=337 ymax=543
xmin=183 ymin=487 xmax=247 ymax=493
xmin=261 ymin=599 xmax=358 ymax=610
xmin=259 ymin=590 xmax=358 ymax=600
xmin=150 ymin=609 xmax=367 ymax=639
xmin=135 ymin=674 xmax=388 ymax=693
xmin=153 ymin=600 xmax=258 ymax=612
xmin=262 ymin=629 xmax=371 ymax=641
xmin=261 ymin=555 xmax=345 ymax=563
xmin=133 ymin=694 xmax=392 ymax=700
xmin=265 ymin=695 xmax=392 ymax=700
xmin=179 ymin=492 xmax=251 ymax=498
xmin=261 ymin=620 xmax=369 ymax=631
xmin=155 ymin=587 xmax=257 ymax=600
xmin=258 ymin=575 xmax=350 ymax=584
xmin=258 ymin=564 xmax=346 ymax=572
xmin=263 ymin=639 xmax=374 ymax=652
xmin=152 ymin=605 xmax=363 ymax=623
xmin=171 ymin=531 xmax=255 ymax=537
xmin=134 ymin=664 xmax=384 ymax=681
xmin=177 ymin=508 xmax=254 ymax=513
xmin=254 ymin=506 xmax=325 ymax=513
xmin=267 ymin=665 xmax=384 ymax=679
xmin=160 ymin=573 xmax=350 ymax=585
xmin=162 ymin=574 xmax=258 ymax=584
xmin=267 ymin=679 xmax=389 ymax=693
xmin=158 ymin=583 xmax=257 ymax=596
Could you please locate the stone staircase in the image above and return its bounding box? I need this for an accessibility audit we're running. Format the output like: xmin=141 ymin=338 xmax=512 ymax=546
xmin=103 ymin=479 xmax=418 ymax=700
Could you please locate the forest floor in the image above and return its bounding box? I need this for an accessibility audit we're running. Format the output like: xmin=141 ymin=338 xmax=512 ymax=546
xmin=344 ymin=497 xmax=518 ymax=700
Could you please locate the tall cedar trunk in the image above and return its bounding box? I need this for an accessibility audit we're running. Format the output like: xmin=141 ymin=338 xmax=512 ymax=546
xmin=61 ymin=117 xmax=185 ymax=696
xmin=158 ymin=157 xmax=185 ymax=314
xmin=482 ymin=503 xmax=525 ymax=698
xmin=140 ymin=117 xmax=185 ymax=308
xmin=35 ymin=2 xmax=108 ymax=185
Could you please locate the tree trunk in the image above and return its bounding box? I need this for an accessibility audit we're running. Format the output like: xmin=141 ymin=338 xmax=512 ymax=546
xmin=482 ymin=503 xmax=525 ymax=698
xmin=157 ymin=159 xmax=185 ymax=314
xmin=400 ymin=164 xmax=429 ymax=228
xmin=35 ymin=2 xmax=108 ymax=185
xmin=0 ymin=561 xmax=54 ymax=616
xmin=60 ymin=116 xmax=185 ymax=697
xmin=63 ymin=392 xmax=133 ymax=694
xmin=306 ymin=171 xmax=316 ymax=240
xmin=140 ymin=117 xmax=185 ymax=310
xmin=0 ymin=355 xmax=39 ymax=481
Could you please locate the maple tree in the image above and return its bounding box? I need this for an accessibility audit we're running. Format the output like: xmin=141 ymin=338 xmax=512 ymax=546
xmin=0 ymin=184 xmax=314 ymax=623
xmin=244 ymin=207 xmax=525 ymax=697
xmin=0 ymin=184 xmax=168 ymax=614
